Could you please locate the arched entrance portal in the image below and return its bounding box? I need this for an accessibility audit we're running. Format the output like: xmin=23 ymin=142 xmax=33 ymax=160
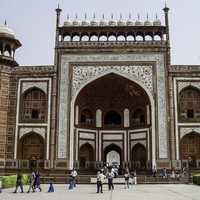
xmin=132 ymin=143 xmax=147 ymax=169
xmin=73 ymin=72 xmax=153 ymax=169
xmin=180 ymin=133 xmax=200 ymax=167
xmin=79 ymin=143 xmax=95 ymax=168
xmin=18 ymin=132 xmax=45 ymax=160
xmin=104 ymin=144 xmax=122 ymax=166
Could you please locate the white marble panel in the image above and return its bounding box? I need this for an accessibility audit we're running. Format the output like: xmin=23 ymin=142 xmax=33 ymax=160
xmin=103 ymin=134 xmax=123 ymax=140
xmin=130 ymin=132 xmax=146 ymax=140
xmin=79 ymin=132 xmax=95 ymax=140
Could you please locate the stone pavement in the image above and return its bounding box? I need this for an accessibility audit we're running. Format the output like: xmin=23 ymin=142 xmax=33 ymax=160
xmin=0 ymin=184 xmax=200 ymax=200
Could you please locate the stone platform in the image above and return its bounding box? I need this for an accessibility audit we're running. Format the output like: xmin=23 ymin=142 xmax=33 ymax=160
xmin=0 ymin=184 xmax=200 ymax=200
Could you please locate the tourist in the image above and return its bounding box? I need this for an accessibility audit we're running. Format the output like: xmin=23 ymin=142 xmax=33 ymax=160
xmin=133 ymin=170 xmax=137 ymax=185
xmin=124 ymin=167 xmax=130 ymax=189
xmin=107 ymin=168 xmax=114 ymax=190
xmin=48 ymin=181 xmax=54 ymax=192
xmin=0 ymin=177 xmax=2 ymax=193
xmin=71 ymin=168 xmax=78 ymax=188
xmin=34 ymin=170 xmax=42 ymax=192
xmin=170 ymin=168 xmax=176 ymax=179
xmin=68 ymin=173 xmax=74 ymax=190
xmin=96 ymin=170 xmax=105 ymax=193
xmin=13 ymin=172 xmax=24 ymax=193
xmin=161 ymin=168 xmax=167 ymax=178
xmin=27 ymin=171 xmax=36 ymax=193
xmin=152 ymin=165 xmax=157 ymax=177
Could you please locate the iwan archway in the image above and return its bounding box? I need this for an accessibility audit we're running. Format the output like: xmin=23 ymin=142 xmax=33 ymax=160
xmin=71 ymin=72 xmax=155 ymax=169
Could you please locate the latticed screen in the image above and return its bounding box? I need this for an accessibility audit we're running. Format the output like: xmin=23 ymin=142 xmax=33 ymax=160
xmin=21 ymin=88 xmax=47 ymax=122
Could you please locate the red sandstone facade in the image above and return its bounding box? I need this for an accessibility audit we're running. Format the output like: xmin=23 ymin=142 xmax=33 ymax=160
xmin=0 ymin=5 xmax=200 ymax=173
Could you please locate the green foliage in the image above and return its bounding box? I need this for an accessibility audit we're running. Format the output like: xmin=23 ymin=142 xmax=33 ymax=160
xmin=1 ymin=174 xmax=29 ymax=189
xmin=193 ymin=174 xmax=200 ymax=185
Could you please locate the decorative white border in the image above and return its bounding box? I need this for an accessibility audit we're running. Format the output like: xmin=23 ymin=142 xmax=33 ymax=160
xmin=59 ymin=53 xmax=168 ymax=168
xmin=173 ymin=77 xmax=200 ymax=160
xmin=14 ymin=78 xmax=52 ymax=160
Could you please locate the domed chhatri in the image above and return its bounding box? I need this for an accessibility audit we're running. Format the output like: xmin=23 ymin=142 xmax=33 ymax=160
xmin=0 ymin=23 xmax=16 ymax=39
xmin=0 ymin=21 xmax=21 ymax=66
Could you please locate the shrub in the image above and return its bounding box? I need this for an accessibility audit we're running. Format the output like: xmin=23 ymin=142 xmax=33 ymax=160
xmin=193 ymin=174 xmax=200 ymax=185
xmin=1 ymin=174 xmax=29 ymax=189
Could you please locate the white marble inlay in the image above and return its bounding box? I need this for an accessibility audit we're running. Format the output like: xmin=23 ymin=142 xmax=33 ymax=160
xmin=72 ymin=65 xmax=153 ymax=97
xmin=19 ymin=127 xmax=46 ymax=139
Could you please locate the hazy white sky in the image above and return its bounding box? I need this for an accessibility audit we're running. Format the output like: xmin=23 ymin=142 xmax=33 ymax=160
xmin=1 ymin=0 xmax=200 ymax=66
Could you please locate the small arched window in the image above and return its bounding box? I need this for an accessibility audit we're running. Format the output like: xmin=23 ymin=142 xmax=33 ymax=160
xmin=132 ymin=109 xmax=145 ymax=125
xmin=179 ymin=86 xmax=200 ymax=121
xmin=104 ymin=111 xmax=121 ymax=125
xmin=80 ymin=109 xmax=93 ymax=125
xmin=21 ymin=88 xmax=47 ymax=122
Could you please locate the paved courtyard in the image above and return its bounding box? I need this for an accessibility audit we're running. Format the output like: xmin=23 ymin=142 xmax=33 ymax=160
xmin=0 ymin=184 xmax=200 ymax=200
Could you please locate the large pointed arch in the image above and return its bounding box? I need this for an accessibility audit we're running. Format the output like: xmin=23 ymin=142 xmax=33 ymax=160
xmin=70 ymin=71 xmax=156 ymax=169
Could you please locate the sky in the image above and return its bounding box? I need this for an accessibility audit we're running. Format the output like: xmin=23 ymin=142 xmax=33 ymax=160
xmin=1 ymin=0 xmax=200 ymax=66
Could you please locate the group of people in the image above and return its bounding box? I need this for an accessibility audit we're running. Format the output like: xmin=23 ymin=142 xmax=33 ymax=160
xmin=96 ymin=166 xmax=137 ymax=193
xmin=152 ymin=166 xmax=185 ymax=180
xmin=14 ymin=170 xmax=41 ymax=193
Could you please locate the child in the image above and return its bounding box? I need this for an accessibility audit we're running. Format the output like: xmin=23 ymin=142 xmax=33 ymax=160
xmin=48 ymin=181 xmax=54 ymax=192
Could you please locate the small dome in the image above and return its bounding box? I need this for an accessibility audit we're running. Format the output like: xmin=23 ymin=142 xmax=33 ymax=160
xmin=117 ymin=14 xmax=125 ymax=26
xmin=72 ymin=14 xmax=80 ymax=26
xmin=90 ymin=14 xmax=98 ymax=26
xmin=144 ymin=20 xmax=152 ymax=26
xmin=144 ymin=15 xmax=152 ymax=26
xmin=135 ymin=15 xmax=143 ymax=26
xmin=108 ymin=14 xmax=116 ymax=26
xmin=153 ymin=16 xmax=161 ymax=26
xmin=126 ymin=14 xmax=134 ymax=26
xmin=99 ymin=14 xmax=108 ymax=26
xmin=0 ymin=24 xmax=15 ymax=39
xmin=81 ymin=14 xmax=89 ymax=26
xmin=64 ymin=15 xmax=72 ymax=26
xmin=135 ymin=20 xmax=143 ymax=26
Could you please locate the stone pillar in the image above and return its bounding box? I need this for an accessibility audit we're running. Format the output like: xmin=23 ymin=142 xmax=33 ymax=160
xmin=96 ymin=109 xmax=102 ymax=128
xmin=124 ymin=108 xmax=129 ymax=127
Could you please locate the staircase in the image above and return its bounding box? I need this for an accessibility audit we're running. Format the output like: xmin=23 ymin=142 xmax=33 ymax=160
xmin=0 ymin=168 xmax=195 ymax=184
